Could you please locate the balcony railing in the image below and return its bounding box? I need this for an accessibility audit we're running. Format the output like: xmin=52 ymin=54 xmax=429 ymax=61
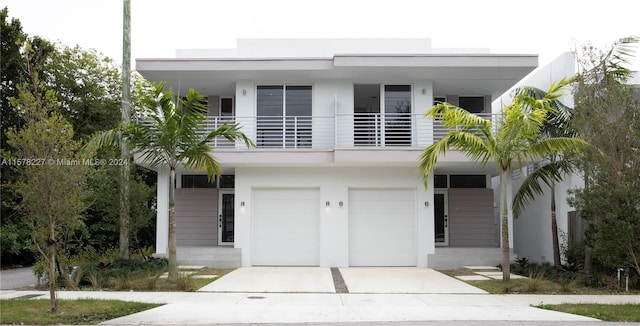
xmin=139 ymin=113 xmax=498 ymax=150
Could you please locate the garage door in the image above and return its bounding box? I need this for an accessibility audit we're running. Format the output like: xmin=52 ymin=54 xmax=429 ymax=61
xmin=252 ymin=188 xmax=320 ymax=266
xmin=349 ymin=188 xmax=416 ymax=266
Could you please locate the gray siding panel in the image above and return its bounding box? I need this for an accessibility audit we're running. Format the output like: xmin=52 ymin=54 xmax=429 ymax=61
xmin=175 ymin=188 xmax=218 ymax=246
xmin=448 ymin=188 xmax=495 ymax=247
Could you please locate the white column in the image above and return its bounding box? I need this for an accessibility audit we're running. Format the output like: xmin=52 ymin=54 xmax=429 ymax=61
xmin=418 ymin=172 xmax=434 ymax=267
xmin=155 ymin=165 xmax=170 ymax=256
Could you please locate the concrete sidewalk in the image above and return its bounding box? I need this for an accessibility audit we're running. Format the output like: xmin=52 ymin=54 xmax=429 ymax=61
xmin=1 ymin=290 xmax=639 ymax=325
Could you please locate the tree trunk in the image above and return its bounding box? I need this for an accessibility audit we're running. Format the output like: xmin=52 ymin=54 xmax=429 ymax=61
xmin=119 ymin=0 xmax=132 ymax=259
xmin=551 ymin=185 xmax=561 ymax=266
xmin=167 ymin=167 xmax=178 ymax=283
xmin=500 ymin=169 xmax=511 ymax=282
xmin=583 ymin=168 xmax=592 ymax=274
xmin=584 ymin=245 xmax=593 ymax=274
xmin=48 ymin=238 xmax=57 ymax=312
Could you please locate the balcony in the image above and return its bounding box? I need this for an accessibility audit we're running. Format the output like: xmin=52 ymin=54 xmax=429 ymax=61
xmin=143 ymin=113 xmax=497 ymax=150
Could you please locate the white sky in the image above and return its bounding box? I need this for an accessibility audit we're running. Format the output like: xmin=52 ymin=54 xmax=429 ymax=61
xmin=4 ymin=0 xmax=640 ymax=70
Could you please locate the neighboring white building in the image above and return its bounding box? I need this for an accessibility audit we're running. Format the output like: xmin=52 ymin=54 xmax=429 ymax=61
xmin=495 ymin=60 xmax=640 ymax=264
xmin=135 ymin=38 xmax=539 ymax=269
xmin=491 ymin=52 xmax=577 ymax=264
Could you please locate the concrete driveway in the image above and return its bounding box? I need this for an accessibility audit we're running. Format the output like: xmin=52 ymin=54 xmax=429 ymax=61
xmin=198 ymin=267 xmax=486 ymax=294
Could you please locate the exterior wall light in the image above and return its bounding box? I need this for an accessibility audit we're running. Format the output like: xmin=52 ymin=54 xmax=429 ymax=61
xmin=339 ymin=201 xmax=343 ymax=207
xmin=424 ymin=201 xmax=429 ymax=207
xmin=325 ymin=201 xmax=330 ymax=207
xmin=241 ymin=201 xmax=245 ymax=207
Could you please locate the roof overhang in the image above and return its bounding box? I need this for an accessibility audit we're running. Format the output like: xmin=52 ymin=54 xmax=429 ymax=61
xmin=136 ymin=54 xmax=538 ymax=97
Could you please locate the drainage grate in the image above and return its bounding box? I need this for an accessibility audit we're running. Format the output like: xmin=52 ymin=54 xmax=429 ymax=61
xmin=15 ymin=294 xmax=43 ymax=299
xmin=330 ymin=267 xmax=349 ymax=293
xmin=246 ymin=296 xmax=266 ymax=300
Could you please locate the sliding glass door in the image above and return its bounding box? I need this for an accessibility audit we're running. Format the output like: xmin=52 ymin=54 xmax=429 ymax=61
xmin=257 ymin=85 xmax=312 ymax=148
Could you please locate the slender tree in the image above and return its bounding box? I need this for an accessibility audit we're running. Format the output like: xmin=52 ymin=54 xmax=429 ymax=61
xmin=90 ymin=83 xmax=254 ymax=282
xmin=6 ymin=45 xmax=91 ymax=311
xmin=419 ymin=78 xmax=591 ymax=281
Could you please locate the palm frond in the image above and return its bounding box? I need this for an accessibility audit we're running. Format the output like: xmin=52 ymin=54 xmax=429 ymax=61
xmin=525 ymin=137 xmax=592 ymax=161
xmin=202 ymin=123 xmax=255 ymax=148
xmin=447 ymin=131 xmax=495 ymax=164
xmin=603 ymin=36 xmax=639 ymax=82
xmin=419 ymin=130 xmax=494 ymax=187
xmin=513 ymin=160 xmax=577 ymax=217
xmin=419 ymin=135 xmax=452 ymax=187
xmin=426 ymin=103 xmax=491 ymax=131
xmin=183 ymin=152 xmax=223 ymax=181
xmin=81 ymin=128 xmax=122 ymax=155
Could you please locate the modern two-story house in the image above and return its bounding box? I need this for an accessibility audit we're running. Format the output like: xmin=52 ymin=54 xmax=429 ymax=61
xmin=135 ymin=38 xmax=539 ymax=269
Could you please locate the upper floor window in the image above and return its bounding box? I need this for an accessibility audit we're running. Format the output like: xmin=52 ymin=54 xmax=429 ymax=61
xmin=256 ymin=85 xmax=312 ymax=148
xmin=354 ymin=84 xmax=412 ymax=147
xmin=458 ymin=96 xmax=485 ymax=113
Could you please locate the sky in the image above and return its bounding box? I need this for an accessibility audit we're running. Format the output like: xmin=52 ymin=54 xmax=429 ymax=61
xmin=3 ymin=0 xmax=640 ymax=70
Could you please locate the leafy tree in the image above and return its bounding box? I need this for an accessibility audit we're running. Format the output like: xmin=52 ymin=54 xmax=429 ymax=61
xmin=1 ymin=8 xmax=146 ymax=266
xmin=90 ymin=83 xmax=254 ymax=282
xmin=419 ymin=78 xmax=591 ymax=281
xmin=83 ymin=157 xmax=156 ymax=254
xmin=569 ymin=37 xmax=640 ymax=275
xmin=42 ymin=44 xmax=121 ymax=139
xmin=6 ymin=52 xmax=91 ymax=311
xmin=1 ymin=6 xmax=27 ymax=139
xmin=1 ymin=9 xmax=56 ymax=266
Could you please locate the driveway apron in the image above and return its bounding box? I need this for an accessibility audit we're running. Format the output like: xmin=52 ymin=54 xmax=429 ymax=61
xmin=199 ymin=267 xmax=486 ymax=294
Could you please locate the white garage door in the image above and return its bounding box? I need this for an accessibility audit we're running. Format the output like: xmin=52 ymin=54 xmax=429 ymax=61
xmin=349 ymin=188 xmax=416 ymax=266
xmin=252 ymin=188 xmax=320 ymax=266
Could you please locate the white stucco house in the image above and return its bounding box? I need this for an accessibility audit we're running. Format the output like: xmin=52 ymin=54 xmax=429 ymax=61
xmin=135 ymin=38 xmax=542 ymax=269
xmin=496 ymin=59 xmax=640 ymax=264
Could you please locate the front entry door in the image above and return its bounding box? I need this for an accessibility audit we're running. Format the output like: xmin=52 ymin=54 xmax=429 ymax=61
xmin=434 ymin=190 xmax=449 ymax=246
xmin=218 ymin=191 xmax=234 ymax=245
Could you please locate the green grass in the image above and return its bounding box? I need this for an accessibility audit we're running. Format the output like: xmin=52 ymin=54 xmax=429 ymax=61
xmin=466 ymin=277 xmax=634 ymax=294
xmin=0 ymin=299 xmax=161 ymax=325
xmin=538 ymin=304 xmax=640 ymax=322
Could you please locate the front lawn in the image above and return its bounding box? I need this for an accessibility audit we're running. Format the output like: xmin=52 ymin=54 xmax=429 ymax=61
xmin=0 ymin=299 xmax=160 ymax=325
xmin=464 ymin=277 xmax=629 ymax=294
xmin=538 ymin=303 xmax=640 ymax=322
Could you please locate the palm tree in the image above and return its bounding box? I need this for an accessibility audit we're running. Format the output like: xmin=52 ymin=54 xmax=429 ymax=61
xmin=93 ymin=82 xmax=254 ymax=282
xmin=419 ymin=78 xmax=590 ymax=281
xmin=511 ymin=85 xmax=577 ymax=267
xmin=119 ymin=0 xmax=132 ymax=259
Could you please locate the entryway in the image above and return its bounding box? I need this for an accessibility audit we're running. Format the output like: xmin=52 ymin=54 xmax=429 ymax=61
xmin=434 ymin=190 xmax=449 ymax=246
xmin=218 ymin=190 xmax=234 ymax=245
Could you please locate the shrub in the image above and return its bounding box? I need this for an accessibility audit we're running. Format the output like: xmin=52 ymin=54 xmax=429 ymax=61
xmin=176 ymin=273 xmax=196 ymax=292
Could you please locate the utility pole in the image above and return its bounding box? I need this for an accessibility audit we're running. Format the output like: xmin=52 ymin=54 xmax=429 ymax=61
xmin=120 ymin=0 xmax=131 ymax=259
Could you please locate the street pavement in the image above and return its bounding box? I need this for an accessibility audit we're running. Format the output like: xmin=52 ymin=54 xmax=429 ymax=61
xmin=0 ymin=267 xmax=38 ymax=290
